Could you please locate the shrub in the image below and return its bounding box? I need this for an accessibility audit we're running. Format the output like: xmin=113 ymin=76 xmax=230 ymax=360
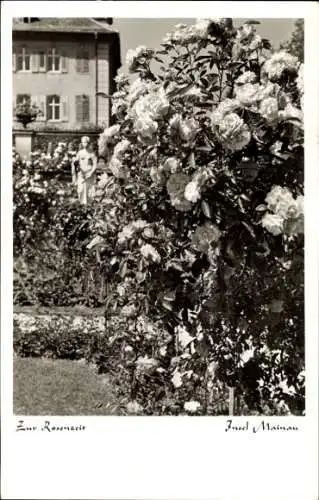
xmin=90 ymin=18 xmax=304 ymax=415
xmin=13 ymin=315 xmax=104 ymax=360
xmin=13 ymin=151 xmax=112 ymax=307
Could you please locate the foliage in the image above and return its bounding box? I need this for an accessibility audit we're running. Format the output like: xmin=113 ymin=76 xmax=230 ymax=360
xmin=13 ymin=311 xmax=291 ymax=415
xmin=92 ymin=18 xmax=304 ymax=415
xmin=13 ymin=314 xmax=103 ymax=359
xmin=280 ymin=19 xmax=304 ymax=62
xmin=31 ymin=132 xmax=101 ymax=158
xmin=13 ymin=151 xmax=110 ymax=307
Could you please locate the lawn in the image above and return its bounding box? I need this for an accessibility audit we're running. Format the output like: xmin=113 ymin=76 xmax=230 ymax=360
xmin=13 ymin=356 xmax=123 ymax=415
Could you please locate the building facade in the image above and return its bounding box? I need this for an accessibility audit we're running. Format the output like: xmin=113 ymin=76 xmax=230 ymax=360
xmin=12 ymin=18 xmax=121 ymax=131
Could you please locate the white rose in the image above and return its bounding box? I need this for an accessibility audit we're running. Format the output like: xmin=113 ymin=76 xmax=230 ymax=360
xmin=140 ymin=243 xmax=161 ymax=263
xmin=265 ymin=185 xmax=293 ymax=213
xmin=113 ymin=139 xmax=131 ymax=159
xmin=136 ymin=356 xmax=159 ymax=373
xmin=184 ymin=401 xmax=201 ymax=413
xmin=235 ymin=71 xmax=257 ymax=85
xmin=261 ymin=213 xmax=284 ymax=236
xmin=263 ymin=51 xmax=298 ymax=80
xmin=260 ymin=97 xmax=279 ymax=123
xmin=211 ymin=99 xmax=241 ymax=126
xmin=184 ymin=181 xmax=201 ymax=203
xmin=172 ymin=371 xmax=183 ymax=388
xmin=235 ymin=83 xmax=261 ymax=107
xmin=126 ymin=401 xmax=143 ymax=414
xmin=162 ymin=157 xmax=180 ymax=174
xmin=213 ymin=112 xmax=251 ymax=151
xmin=278 ymin=102 xmax=303 ymax=124
xmin=179 ymin=118 xmax=199 ymax=143
xmin=296 ymin=63 xmax=304 ymax=94
xmin=134 ymin=114 xmax=158 ymax=141
xmin=176 ymin=325 xmax=194 ymax=349
xmin=249 ymin=34 xmax=262 ymax=51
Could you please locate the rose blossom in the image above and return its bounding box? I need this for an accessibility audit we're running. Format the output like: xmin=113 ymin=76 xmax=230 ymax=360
xmin=261 ymin=213 xmax=284 ymax=236
xmin=184 ymin=401 xmax=201 ymax=413
xmin=134 ymin=114 xmax=158 ymax=142
xmin=184 ymin=180 xmax=201 ymax=203
xmin=263 ymin=51 xmax=299 ymax=80
xmin=179 ymin=117 xmax=199 ymax=143
xmin=259 ymin=97 xmax=279 ymax=123
xmin=265 ymin=185 xmax=295 ymax=216
xmin=235 ymin=71 xmax=257 ymax=85
xmin=211 ymin=99 xmax=241 ymax=126
xmin=126 ymin=401 xmax=143 ymax=414
xmin=172 ymin=371 xmax=183 ymax=388
xmin=140 ymin=244 xmax=161 ymax=263
xmin=235 ymin=83 xmax=261 ymax=107
xmin=296 ymin=63 xmax=304 ymax=94
xmin=213 ymin=112 xmax=251 ymax=151
xmin=113 ymin=139 xmax=131 ymax=159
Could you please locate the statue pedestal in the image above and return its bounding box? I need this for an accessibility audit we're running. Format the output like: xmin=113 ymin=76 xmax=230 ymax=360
xmin=14 ymin=130 xmax=34 ymax=159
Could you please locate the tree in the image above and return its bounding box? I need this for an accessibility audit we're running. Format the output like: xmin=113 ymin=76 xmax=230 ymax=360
xmin=280 ymin=19 xmax=304 ymax=62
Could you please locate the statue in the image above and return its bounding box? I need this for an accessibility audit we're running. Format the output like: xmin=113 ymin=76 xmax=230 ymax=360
xmin=72 ymin=136 xmax=97 ymax=205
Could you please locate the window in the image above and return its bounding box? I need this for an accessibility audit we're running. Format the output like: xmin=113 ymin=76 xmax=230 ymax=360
xmin=76 ymin=46 xmax=89 ymax=73
xmin=47 ymin=95 xmax=61 ymax=120
xmin=16 ymin=94 xmax=31 ymax=106
xmin=39 ymin=52 xmax=45 ymax=68
xmin=16 ymin=47 xmax=30 ymax=71
xmin=47 ymin=48 xmax=60 ymax=72
xmin=75 ymin=95 xmax=90 ymax=122
xmin=23 ymin=17 xmax=39 ymax=23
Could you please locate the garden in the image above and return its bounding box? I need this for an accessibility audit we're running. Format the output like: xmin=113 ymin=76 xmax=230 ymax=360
xmin=13 ymin=18 xmax=304 ymax=416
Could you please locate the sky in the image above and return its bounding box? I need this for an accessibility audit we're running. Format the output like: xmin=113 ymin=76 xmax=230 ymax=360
xmin=113 ymin=18 xmax=297 ymax=75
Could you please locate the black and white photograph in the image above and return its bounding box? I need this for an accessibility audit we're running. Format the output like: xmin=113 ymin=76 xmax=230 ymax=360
xmin=12 ymin=15 xmax=306 ymax=417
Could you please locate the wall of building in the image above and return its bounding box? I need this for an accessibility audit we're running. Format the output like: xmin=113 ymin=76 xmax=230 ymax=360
xmin=13 ymin=36 xmax=111 ymax=131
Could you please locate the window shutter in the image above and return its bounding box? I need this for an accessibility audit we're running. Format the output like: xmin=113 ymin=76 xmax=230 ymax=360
xmin=12 ymin=52 xmax=16 ymax=72
xmin=83 ymin=58 xmax=89 ymax=73
xmin=12 ymin=95 xmax=16 ymax=118
xmin=31 ymin=53 xmax=39 ymax=72
xmin=75 ymin=95 xmax=82 ymax=122
xmin=39 ymin=52 xmax=46 ymax=72
xmin=61 ymin=96 xmax=69 ymax=122
xmin=61 ymin=51 xmax=68 ymax=73
xmin=83 ymin=96 xmax=90 ymax=121
xmin=38 ymin=95 xmax=46 ymax=121
xmin=76 ymin=54 xmax=83 ymax=73
xmin=32 ymin=96 xmax=39 ymax=120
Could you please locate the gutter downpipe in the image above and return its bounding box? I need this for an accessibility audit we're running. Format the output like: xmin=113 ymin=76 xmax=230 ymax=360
xmin=94 ymin=31 xmax=98 ymax=127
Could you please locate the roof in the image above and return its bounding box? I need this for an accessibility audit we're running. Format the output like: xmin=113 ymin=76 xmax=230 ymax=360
xmin=12 ymin=17 xmax=119 ymax=35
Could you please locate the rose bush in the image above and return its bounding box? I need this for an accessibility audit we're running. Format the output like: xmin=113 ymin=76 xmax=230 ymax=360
xmin=90 ymin=18 xmax=304 ymax=415
xmin=13 ymin=151 xmax=114 ymax=307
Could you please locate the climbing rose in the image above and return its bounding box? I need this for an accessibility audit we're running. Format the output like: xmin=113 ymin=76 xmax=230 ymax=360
xmin=235 ymin=83 xmax=261 ymax=107
xmin=296 ymin=63 xmax=304 ymax=94
xmin=184 ymin=180 xmax=201 ymax=203
xmin=140 ymin=244 xmax=161 ymax=263
xmin=262 ymin=213 xmax=284 ymax=236
xmin=235 ymin=71 xmax=257 ymax=85
xmin=213 ymin=112 xmax=251 ymax=151
xmin=263 ymin=51 xmax=298 ymax=80
xmin=260 ymin=97 xmax=279 ymax=124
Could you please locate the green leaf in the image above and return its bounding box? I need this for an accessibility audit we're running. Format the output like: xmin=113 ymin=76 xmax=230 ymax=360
xmin=241 ymin=221 xmax=256 ymax=239
xmin=201 ymin=200 xmax=212 ymax=218
xmin=255 ymin=204 xmax=267 ymax=212
xmin=119 ymin=261 xmax=127 ymax=278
